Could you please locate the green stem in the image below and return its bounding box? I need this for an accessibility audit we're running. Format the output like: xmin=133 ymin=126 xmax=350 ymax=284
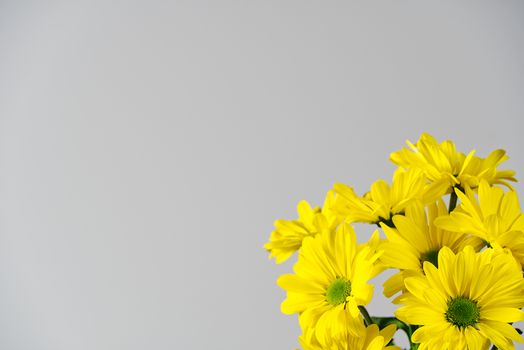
xmin=449 ymin=190 xmax=458 ymax=213
xmin=372 ymin=316 xmax=418 ymax=350
xmin=358 ymin=306 xmax=374 ymax=326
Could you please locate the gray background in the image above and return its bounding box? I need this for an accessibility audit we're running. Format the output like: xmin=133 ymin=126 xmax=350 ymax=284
xmin=1 ymin=1 xmax=523 ymax=349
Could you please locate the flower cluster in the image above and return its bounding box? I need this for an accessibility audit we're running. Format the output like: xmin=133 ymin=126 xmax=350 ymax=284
xmin=265 ymin=133 xmax=524 ymax=350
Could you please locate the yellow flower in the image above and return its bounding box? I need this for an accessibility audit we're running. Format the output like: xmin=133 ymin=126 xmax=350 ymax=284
xmin=277 ymin=224 xmax=382 ymax=345
xmin=380 ymin=200 xmax=483 ymax=297
xmin=333 ymin=168 xmax=426 ymax=226
xmin=395 ymin=246 xmax=524 ymax=350
xmin=390 ymin=133 xmax=516 ymax=198
xmin=265 ymin=191 xmax=342 ymax=263
xmin=299 ymin=324 xmax=401 ymax=350
xmin=435 ymin=181 xmax=524 ymax=267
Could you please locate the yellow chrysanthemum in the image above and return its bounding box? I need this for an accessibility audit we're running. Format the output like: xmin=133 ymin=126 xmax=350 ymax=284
xmin=299 ymin=324 xmax=401 ymax=350
xmin=390 ymin=133 xmax=516 ymax=198
xmin=265 ymin=191 xmax=342 ymax=263
xmin=333 ymin=168 xmax=426 ymax=227
xmin=277 ymin=224 xmax=382 ymax=345
xmin=380 ymin=200 xmax=483 ymax=297
xmin=435 ymin=180 xmax=524 ymax=267
xmin=395 ymin=246 xmax=524 ymax=350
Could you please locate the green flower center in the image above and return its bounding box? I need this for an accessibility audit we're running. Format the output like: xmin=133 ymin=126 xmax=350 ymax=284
xmin=326 ymin=277 xmax=352 ymax=306
xmin=445 ymin=296 xmax=480 ymax=328
xmin=420 ymin=249 xmax=439 ymax=268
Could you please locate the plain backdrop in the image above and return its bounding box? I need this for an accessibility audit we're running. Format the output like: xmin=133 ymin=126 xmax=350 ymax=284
xmin=1 ymin=1 xmax=523 ymax=349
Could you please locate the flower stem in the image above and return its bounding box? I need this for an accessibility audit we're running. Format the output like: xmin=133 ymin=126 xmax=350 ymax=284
xmin=358 ymin=306 xmax=374 ymax=326
xmin=448 ymin=190 xmax=458 ymax=212
xmin=372 ymin=316 xmax=418 ymax=350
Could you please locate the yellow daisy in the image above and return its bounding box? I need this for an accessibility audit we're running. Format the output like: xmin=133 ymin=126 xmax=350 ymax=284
xmin=395 ymin=246 xmax=524 ymax=350
xmin=277 ymin=223 xmax=382 ymax=345
xmin=390 ymin=133 xmax=516 ymax=198
xmin=299 ymin=324 xmax=401 ymax=350
xmin=434 ymin=180 xmax=524 ymax=267
xmin=333 ymin=168 xmax=426 ymax=227
xmin=380 ymin=200 xmax=483 ymax=297
xmin=265 ymin=191 xmax=342 ymax=263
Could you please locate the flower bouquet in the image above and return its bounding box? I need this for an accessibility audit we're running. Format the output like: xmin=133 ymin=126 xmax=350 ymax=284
xmin=265 ymin=133 xmax=524 ymax=350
